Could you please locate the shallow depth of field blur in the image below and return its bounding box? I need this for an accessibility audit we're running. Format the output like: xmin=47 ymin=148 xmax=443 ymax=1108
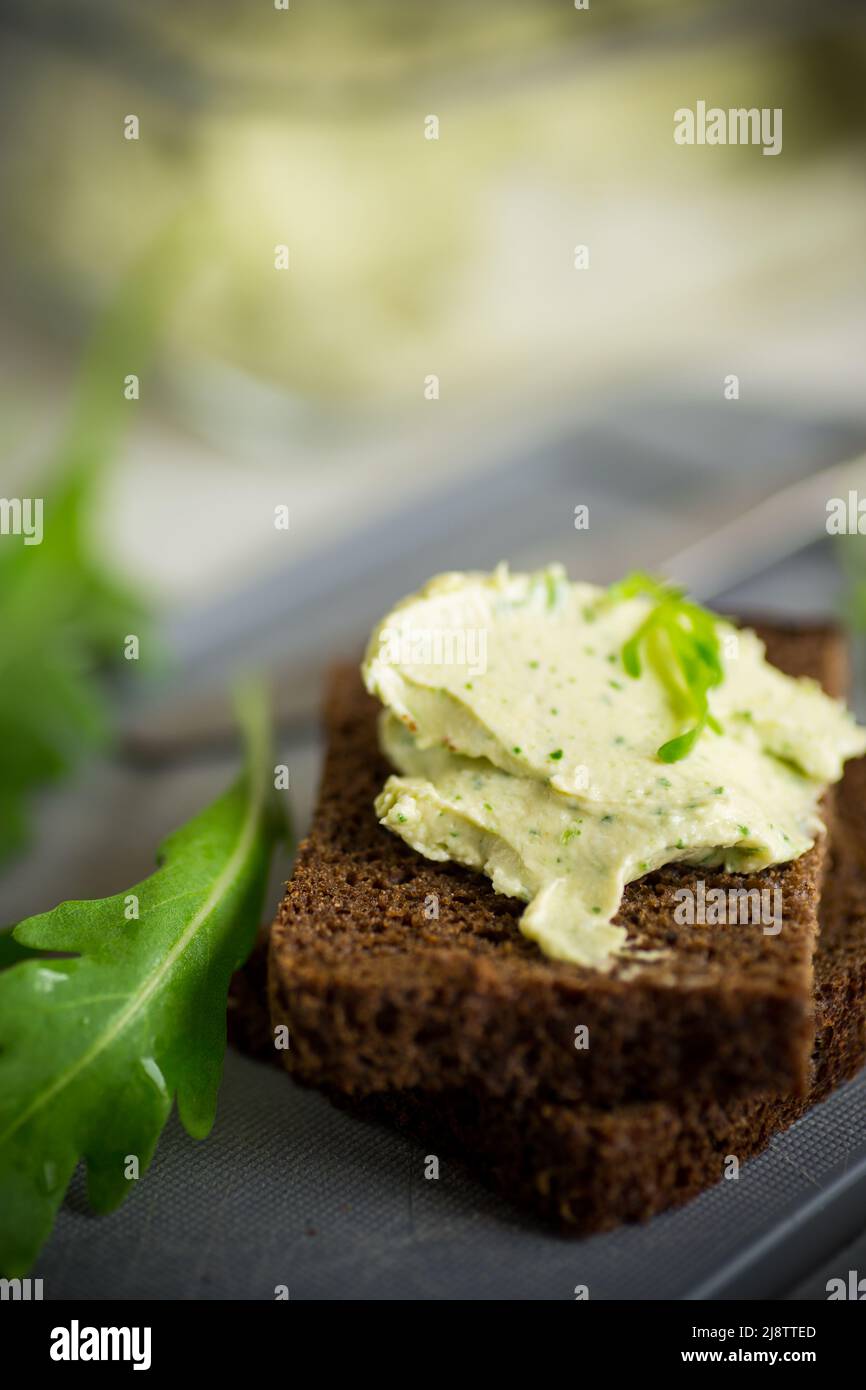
xmin=5 ymin=2 xmax=866 ymax=1306
xmin=1 ymin=0 xmax=865 ymax=595
xmin=1 ymin=0 xmax=866 ymax=909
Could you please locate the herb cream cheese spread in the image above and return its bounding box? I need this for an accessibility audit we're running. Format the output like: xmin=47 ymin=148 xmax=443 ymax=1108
xmin=362 ymin=565 xmax=866 ymax=970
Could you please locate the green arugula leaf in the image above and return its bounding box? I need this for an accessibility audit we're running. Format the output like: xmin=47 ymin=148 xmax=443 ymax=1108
xmin=606 ymin=571 xmax=725 ymax=762
xmin=837 ymin=529 xmax=866 ymax=635
xmin=0 ymin=219 xmax=193 ymax=864
xmin=0 ymin=681 xmax=285 ymax=1277
xmin=0 ymin=930 xmax=42 ymax=971
xmin=0 ymin=479 xmax=146 ymax=862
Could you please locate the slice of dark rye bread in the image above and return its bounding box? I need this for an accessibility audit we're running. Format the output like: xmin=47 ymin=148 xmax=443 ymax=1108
xmin=336 ymin=757 xmax=866 ymax=1231
xmin=269 ymin=623 xmax=845 ymax=1108
xmin=230 ymin=754 xmax=866 ymax=1234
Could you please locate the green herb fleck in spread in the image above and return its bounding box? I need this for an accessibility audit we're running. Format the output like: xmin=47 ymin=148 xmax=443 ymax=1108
xmin=363 ymin=564 xmax=866 ymax=969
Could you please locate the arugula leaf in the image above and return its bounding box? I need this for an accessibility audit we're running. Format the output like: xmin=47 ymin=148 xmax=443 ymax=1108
xmin=0 ymin=681 xmax=285 ymax=1278
xmin=0 ymin=220 xmax=192 ymax=864
xmin=837 ymin=530 xmax=866 ymax=635
xmin=0 ymin=930 xmax=42 ymax=970
xmin=606 ymin=572 xmax=725 ymax=762
xmin=0 ymin=478 xmax=146 ymax=862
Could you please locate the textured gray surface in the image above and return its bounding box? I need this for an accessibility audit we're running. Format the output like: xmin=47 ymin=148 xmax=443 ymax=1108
xmin=33 ymin=1051 xmax=866 ymax=1300
xmin=788 ymin=1226 xmax=866 ymax=1301
xmin=14 ymin=402 xmax=866 ymax=1300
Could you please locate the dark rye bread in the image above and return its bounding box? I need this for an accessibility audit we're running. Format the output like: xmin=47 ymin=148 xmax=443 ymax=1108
xmin=269 ymin=624 xmax=844 ymax=1108
xmin=227 ymin=925 xmax=273 ymax=1062
xmin=339 ymin=756 xmax=866 ymax=1231
xmin=231 ymin=755 xmax=866 ymax=1233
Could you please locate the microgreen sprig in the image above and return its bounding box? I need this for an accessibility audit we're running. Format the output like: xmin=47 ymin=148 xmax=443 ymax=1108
xmin=606 ymin=572 xmax=724 ymax=762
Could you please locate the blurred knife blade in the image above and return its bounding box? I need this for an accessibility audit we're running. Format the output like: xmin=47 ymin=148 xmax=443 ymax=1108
xmin=118 ymin=449 xmax=866 ymax=764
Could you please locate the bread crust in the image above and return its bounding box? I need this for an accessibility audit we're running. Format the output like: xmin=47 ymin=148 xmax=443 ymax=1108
xmin=269 ymin=624 xmax=840 ymax=1107
xmin=335 ymin=754 xmax=866 ymax=1230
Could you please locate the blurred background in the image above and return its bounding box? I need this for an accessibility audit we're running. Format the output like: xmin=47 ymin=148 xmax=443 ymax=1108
xmin=2 ymin=0 xmax=866 ymax=915
xmin=4 ymin=0 xmax=866 ymax=1302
